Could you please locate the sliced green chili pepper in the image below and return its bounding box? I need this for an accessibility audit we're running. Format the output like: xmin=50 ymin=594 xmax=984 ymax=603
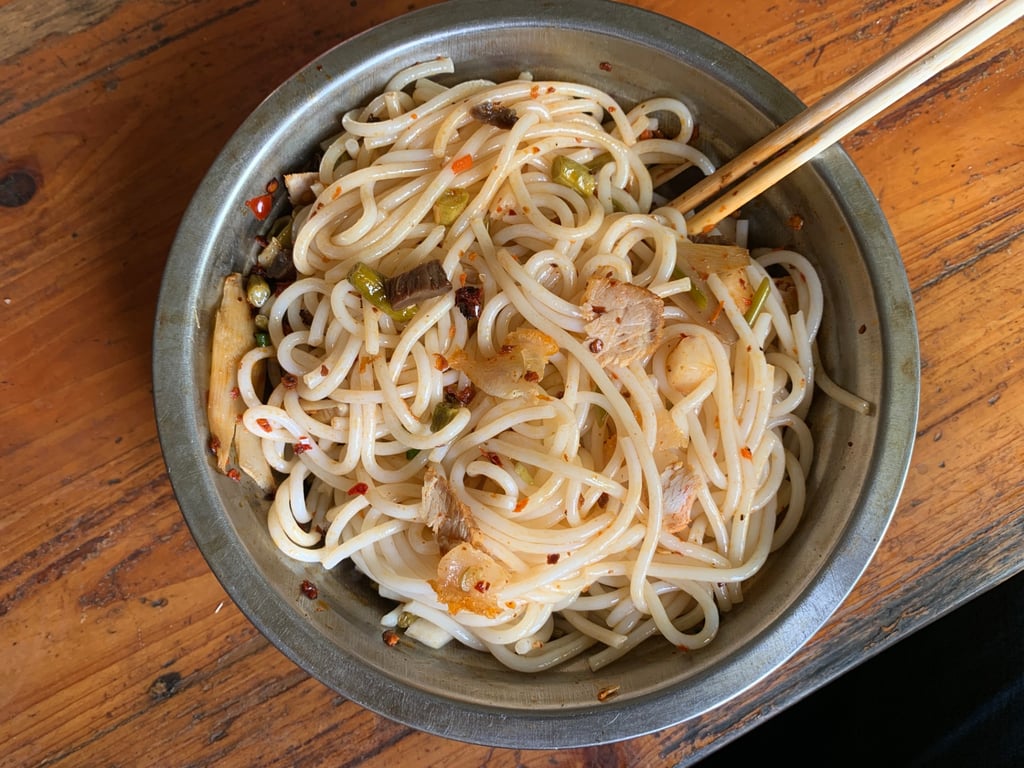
xmin=551 ymin=155 xmax=596 ymax=197
xmin=347 ymin=262 xmax=417 ymax=322
xmin=246 ymin=274 xmax=272 ymax=308
xmin=269 ymin=214 xmax=293 ymax=249
xmin=744 ymin=277 xmax=772 ymax=325
xmin=586 ymin=152 xmax=612 ymax=173
xmin=430 ymin=400 xmax=461 ymax=432
xmin=689 ymin=283 xmax=709 ymax=312
xmin=433 ymin=188 xmax=470 ymax=226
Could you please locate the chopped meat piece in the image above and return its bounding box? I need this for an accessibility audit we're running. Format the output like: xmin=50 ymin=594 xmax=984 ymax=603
xmin=659 ymin=462 xmax=702 ymax=534
xmin=773 ymin=274 xmax=799 ymax=315
xmin=283 ymin=171 xmax=320 ymax=206
xmin=581 ymin=278 xmax=664 ymax=367
xmin=384 ymin=260 xmax=452 ymax=310
xmin=422 ymin=467 xmax=481 ymax=554
xmin=470 ymin=101 xmax=518 ymax=129
xmin=652 ymin=401 xmax=688 ymax=467
xmin=689 ymin=233 xmax=733 ymax=246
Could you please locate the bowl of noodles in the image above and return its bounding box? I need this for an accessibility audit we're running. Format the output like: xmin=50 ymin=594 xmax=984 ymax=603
xmin=153 ymin=0 xmax=918 ymax=748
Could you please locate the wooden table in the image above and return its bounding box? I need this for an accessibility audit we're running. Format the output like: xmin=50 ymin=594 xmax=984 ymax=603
xmin=3 ymin=1 xmax=1021 ymax=765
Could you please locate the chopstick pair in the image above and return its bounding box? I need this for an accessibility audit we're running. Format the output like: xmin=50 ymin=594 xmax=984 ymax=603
xmin=672 ymin=0 xmax=1024 ymax=235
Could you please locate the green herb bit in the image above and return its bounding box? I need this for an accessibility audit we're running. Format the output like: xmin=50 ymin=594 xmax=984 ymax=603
xmin=254 ymin=330 xmax=271 ymax=347
xmin=347 ymin=262 xmax=417 ymax=322
xmin=405 ymin=448 xmax=421 ymax=460
xmin=269 ymin=215 xmax=293 ymax=249
xmin=430 ymin=400 xmax=461 ymax=432
xmin=433 ymin=188 xmax=470 ymax=226
xmin=744 ymin=277 xmax=772 ymax=325
xmin=689 ymin=283 xmax=709 ymax=312
xmin=552 ymin=155 xmax=596 ymax=197
xmin=513 ymin=462 xmax=534 ymax=485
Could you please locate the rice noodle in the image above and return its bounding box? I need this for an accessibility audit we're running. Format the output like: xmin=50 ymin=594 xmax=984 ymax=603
xmin=229 ymin=58 xmax=864 ymax=672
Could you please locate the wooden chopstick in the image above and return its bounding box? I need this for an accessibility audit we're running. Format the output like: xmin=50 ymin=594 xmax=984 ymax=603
xmin=672 ymin=0 xmax=1024 ymax=235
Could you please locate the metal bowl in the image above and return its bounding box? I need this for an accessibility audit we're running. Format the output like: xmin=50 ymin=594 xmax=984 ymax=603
xmin=153 ymin=0 xmax=919 ymax=748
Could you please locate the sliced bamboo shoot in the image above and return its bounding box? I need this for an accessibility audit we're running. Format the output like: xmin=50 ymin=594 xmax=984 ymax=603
xmin=208 ymin=273 xmax=252 ymax=474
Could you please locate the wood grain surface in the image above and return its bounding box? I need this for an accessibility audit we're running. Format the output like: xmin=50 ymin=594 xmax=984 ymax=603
xmin=1 ymin=0 xmax=1021 ymax=766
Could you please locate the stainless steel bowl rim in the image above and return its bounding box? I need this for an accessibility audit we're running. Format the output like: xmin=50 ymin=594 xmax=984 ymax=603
xmin=153 ymin=0 xmax=919 ymax=748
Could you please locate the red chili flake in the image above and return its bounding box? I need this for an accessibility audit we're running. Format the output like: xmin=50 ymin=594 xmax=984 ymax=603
xmin=293 ymin=440 xmax=313 ymax=454
xmin=599 ymin=61 xmax=613 ymax=72
xmin=787 ymin=214 xmax=805 ymax=230
xmin=266 ymin=178 xmax=280 ymax=194
xmin=597 ymin=492 xmax=609 ymax=508
xmin=514 ymin=497 xmax=528 ymax=513
xmin=451 ymin=154 xmax=473 ymax=174
xmin=454 ymin=285 xmax=483 ymax=319
xmin=473 ymin=580 xmax=491 ymax=593
xmin=480 ymin=449 xmax=502 ymax=466
xmin=382 ymin=629 xmax=400 ymax=647
xmin=433 ymin=353 xmax=448 ymax=371
xmin=546 ymin=553 xmax=560 ymax=565
xmin=858 ymin=324 xmax=867 ymax=334
xmin=300 ymin=579 xmax=319 ymax=599
xmin=589 ymin=338 xmax=604 ymax=354
xmin=444 ymin=382 xmax=476 ymax=406
xmin=741 ymin=446 xmax=753 ymax=460
xmin=208 ymin=436 xmax=221 ymax=456
xmin=226 ymin=468 xmax=241 ymax=482
xmin=229 ymin=386 xmax=240 ymax=399
xmin=590 ymin=305 xmax=606 ymax=315
xmin=320 ymin=364 xmax=329 ymax=375
xmin=281 ymin=373 xmax=298 ymax=390
xmin=347 ymin=482 xmax=369 ymax=496
xmin=523 ymin=370 xmax=540 ymax=383
xmin=256 ymin=418 xmax=273 ymax=432
xmin=245 ymin=193 xmax=273 ymax=220
xmin=708 ymin=300 xmax=725 ymax=324
xmin=597 ymin=684 xmax=620 ymax=701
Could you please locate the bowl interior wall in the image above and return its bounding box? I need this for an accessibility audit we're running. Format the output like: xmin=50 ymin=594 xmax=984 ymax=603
xmin=155 ymin=0 xmax=916 ymax=747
